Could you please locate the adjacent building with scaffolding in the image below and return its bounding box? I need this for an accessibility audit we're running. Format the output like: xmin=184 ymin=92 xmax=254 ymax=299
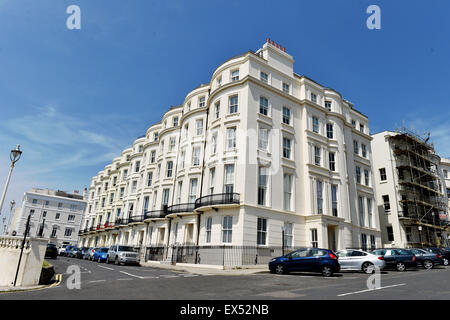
xmin=372 ymin=129 xmax=449 ymax=248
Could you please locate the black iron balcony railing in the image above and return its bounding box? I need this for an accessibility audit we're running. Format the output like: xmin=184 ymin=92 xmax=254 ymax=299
xmin=89 ymin=226 xmax=96 ymax=232
xmin=167 ymin=202 xmax=196 ymax=214
xmin=115 ymin=218 xmax=129 ymax=226
xmin=195 ymin=193 xmax=240 ymax=209
xmin=129 ymin=215 xmax=146 ymax=223
xmin=143 ymin=209 xmax=167 ymax=219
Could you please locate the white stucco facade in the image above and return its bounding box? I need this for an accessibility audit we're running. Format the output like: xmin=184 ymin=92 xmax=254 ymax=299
xmin=79 ymin=41 xmax=381 ymax=257
xmin=11 ymin=188 xmax=87 ymax=247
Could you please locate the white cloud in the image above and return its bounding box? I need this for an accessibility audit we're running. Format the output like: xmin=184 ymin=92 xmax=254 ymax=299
xmin=0 ymin=105 xmax=137 ymax=221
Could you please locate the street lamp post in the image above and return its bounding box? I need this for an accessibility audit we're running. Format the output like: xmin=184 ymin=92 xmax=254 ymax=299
xmin=281 ymin=226 xmax=285 ymax=256
xmin=0 ymin=145 xmax=22 ymax=217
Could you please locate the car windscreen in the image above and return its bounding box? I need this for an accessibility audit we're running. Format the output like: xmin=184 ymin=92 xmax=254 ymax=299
xmin=100 ymin=248 xmax=109 ymax=252
xmin=118 ymin=246 xmax=136 ymax=252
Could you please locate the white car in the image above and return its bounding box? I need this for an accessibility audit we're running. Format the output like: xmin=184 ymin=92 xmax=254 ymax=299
xmin=336 ymin=249 xmax=386 ymax=273
xmin=57 ymin=245 xmax=67 ymax=256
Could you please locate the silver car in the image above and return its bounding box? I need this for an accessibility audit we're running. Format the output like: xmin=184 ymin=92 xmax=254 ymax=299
xmin=336 ymin=249 xmax=386 ymax=273
xmin=106 ymin=245 xmax=140 ymax=265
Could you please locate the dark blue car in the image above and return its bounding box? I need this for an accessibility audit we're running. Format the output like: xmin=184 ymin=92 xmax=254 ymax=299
xmin=410 ymin=248 xmax=443 ymax=269
xmin=424 ymin=248 xmax=449 ymax=266
xmin=371 ymin=248 xmax=417 ymax=271
xmin=268 ymin=248 xmax=340 ymax=277
xmin=93 ymin=247 xmax=109 ymax=263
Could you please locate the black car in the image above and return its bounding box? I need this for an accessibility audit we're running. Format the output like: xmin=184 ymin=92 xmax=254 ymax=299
xmin=268 ymin=248 xmax=341 ymax=277
xmin=45 ymin=243 xmax=58 ymax=259
xmin=371 ymin=248 xmax=417 ymax=271
xmin=76 ymin=247 xmax=90 ymax=259
xmin=423 ymin=247 xmax=449 ymax=266
xmin=409 ymin=248 xmax=443 ymax=269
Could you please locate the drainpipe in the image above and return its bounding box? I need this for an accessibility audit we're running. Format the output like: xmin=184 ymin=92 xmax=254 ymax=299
xmin=170 ymin=109 xmax=184 ymax=206
xmin=196 ymin=95 xmax=210 ymax=246
xmin=165 ymin=110 xmax=184 ymax=259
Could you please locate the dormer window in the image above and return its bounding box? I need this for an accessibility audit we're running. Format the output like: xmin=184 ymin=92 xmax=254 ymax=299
xmin=217 ymin=76 xmax=222 ymax=87
xmin=199 ymin=97 xmax=206 ymax=108
xmin=325 ymin=101 xmax=331 ymax=111
xmin=310 ymin=92 xmax=317 ymax=103
xmin=173 ymin=116 xmax=179 ymax=127
xmin=282 ymin=83 xmax=290 ymax=93
xmin=231 ymin=70 xmax=239 ymax=82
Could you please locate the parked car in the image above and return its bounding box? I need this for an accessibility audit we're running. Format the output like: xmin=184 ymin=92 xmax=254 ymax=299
xmin=45 ymin=243 xmax=58 ymax=259
xmin=423 ymin=247 xmax=449 ymax=266
xmin=106 ymin=245 xmax=140 ymax=265
xmin=269 ymin=248 xmax=340 ymax=277
xmin=76 ymin=247 xmax=89 ymax=259
xmin=58 ymin=244 xmax=68 ymax=256
xmin=370 ymin=248 xmax=416 ymax=271
xmin=89 ymin=247 xmax=98 ymax=261
xmin=64 ymin=245 xmax=75 ymax=257
xmin=93 ymin=247 xmax=109 ymax=263
xmin=409 ymin=248 xmax=443 ymax=269
xmin=68 ymin=247 xmax=80 ymax=258
xmin=336 ymin=249 xmax=385 ymax=273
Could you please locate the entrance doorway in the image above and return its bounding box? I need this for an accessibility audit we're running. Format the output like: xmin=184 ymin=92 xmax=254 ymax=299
xmin=184 ymin=224 xmax=194 ymax=245
xmin=327 ymin=226 xmax=337 ymax=252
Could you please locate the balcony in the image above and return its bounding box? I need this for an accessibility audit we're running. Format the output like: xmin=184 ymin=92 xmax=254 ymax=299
xmin=195 ymin=193 xmax=240 ymax=209
xmin=89 ymin=226 xmax=96 ymax=232
xmin=115 ymin=218 xmax=129 ymax=226
xmin=104 ymin=222 xmax=115 ymax=229
xmin=167 ymin=203 xmax=195 ymax=214
xmin=144 ymin=209 xmax=167 ymax=219
xmin=96 ymin=224 xmax=105 ymax=231
xmin=129 ymin=215 xmax=146 ymax=224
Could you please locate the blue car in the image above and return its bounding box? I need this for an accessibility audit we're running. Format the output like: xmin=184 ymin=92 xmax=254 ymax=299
xmin=64 ymin=245 xmax=75 ymax=257
xmin=410 ymin=248 xmax=443 ymax=269
xmin=268 ymin=248 xmax=340 ymax=277
xmin=93 ymin=247 xmax=109 ymax=263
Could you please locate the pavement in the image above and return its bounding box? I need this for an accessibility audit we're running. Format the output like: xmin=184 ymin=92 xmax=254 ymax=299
xmin=140 ymin=261 xmax=268 ymax=275
xmin=0 ymin=274 xmax=62 ymax=293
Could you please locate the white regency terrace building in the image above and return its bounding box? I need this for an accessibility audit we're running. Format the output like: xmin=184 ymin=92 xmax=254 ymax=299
xmin=11 ymin=188 xmax=87 ymax=247
xmin=79 ymin=40 xmax=382 ymax=258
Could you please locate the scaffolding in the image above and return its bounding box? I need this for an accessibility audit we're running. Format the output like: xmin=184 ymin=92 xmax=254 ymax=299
xmin=390 ymin=128 xmax=448 ymax=247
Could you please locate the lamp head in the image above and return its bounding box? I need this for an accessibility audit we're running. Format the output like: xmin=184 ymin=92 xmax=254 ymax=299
xmin=10 ymin=145 xmax=22 ymax=163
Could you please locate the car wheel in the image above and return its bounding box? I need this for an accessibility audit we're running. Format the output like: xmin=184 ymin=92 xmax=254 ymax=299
xmin=322 ymin=265 xmax=333 ymax=277
xmin=275 ymin=264 xmax=285 ymax=275
xmin=396 ymin=262 xmax=406 ymax=272
xmin=423 ymin=260 xmax=433 ymax=270
xmin=362 ymin=262 xmax=375 ymax=274
xmin=443 ymin=258 xmax=449 ymax=266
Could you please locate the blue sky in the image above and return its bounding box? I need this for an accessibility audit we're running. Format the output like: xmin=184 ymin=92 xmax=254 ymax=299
xmin=0 ymin=0 xmax=449 ymax=218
